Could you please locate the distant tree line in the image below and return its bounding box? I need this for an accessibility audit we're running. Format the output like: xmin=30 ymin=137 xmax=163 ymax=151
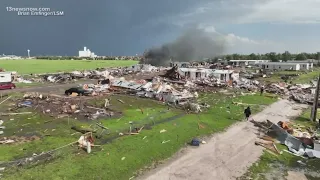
xmin=217 ymin=51 xmax=320 ymax=62
xmin=34 ymin=56 xmax=140 ymax=60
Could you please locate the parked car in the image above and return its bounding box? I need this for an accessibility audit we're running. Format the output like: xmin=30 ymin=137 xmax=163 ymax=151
xmin=65 ymin=87 xmax=91 ymax=96
xmin=0 ymin=82 xmax=16 ymax=90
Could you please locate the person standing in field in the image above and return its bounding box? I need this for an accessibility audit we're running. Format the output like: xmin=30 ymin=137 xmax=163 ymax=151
xmin=260 ymin=86 xmax=264 ymax=96
xmin=244 ymin=106 xmax=252 ymax=121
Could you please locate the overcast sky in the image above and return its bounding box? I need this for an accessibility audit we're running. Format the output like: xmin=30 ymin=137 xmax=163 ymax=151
xmin=1 ymin=0 xmax=319 ymax=56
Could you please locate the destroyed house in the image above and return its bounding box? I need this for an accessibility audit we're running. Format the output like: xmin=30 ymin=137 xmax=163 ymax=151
xmin=153 ymin=86 xmax=194 ymax=103
xmin=178 ymin=68 xmax=209 ymax=80
xmin=178 ymin=68 xmax=236 ymax=82
xmin=128 ymin=64 xmax=155 ymax=72
xmin=111 ymin=80 xmax=144 ymax=91
xmin=210 ymin=70 xmax=235 ymax=82
xmin=256 ymin=62 xmax=301 ymax=71
xmin=136 ymin=82 xmax=194 ymax=103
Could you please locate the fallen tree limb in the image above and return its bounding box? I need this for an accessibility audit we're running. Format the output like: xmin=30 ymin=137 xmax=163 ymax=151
xmin=125 ymin=132 xmax=139 ymax=135
xmin=232 ymin=101 xmax=257 ymax=106
xmin=117 ymin=99 xmax=125 ymax=104
xmin=96 ymin=122 xmax=108 ymax=130
xmin=0 ymin=96 xmax=11 ymax=105
xmin=0 ymin=140 xmax=78 ymax=167
xmin=273 ymin=143 xmax=280 ymax=154
xmin=258 ymin=135 xmax=275 ymax=142
xmin=0 ymin=112 xmax=32 ymax=116
xmin=255 ymin=141 xmax=280 ymax=155
xmin=71 ymin=126 xmax=96 ymax=134
xmin=86 ymin=106 xmax=105 ymax=111
xmin=138 ymin=126 xmax=144 ymax=133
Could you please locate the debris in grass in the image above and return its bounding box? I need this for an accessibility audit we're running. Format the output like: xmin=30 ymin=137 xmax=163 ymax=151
xmin=0 ymin=135 xmax=40 ymax=145
xmin=78 ymin=132 xmax=95 ymax=153
xmin=160 ymin=129 xmax=167 ymax=133
xmin=16 ymin=94 xmax=118 ymax=121
xmin=104 ymin=99 xmax=110 ymax=107
xmin=162 ymin=140 xmax=170 ymax=144
xmin=0 ymin=139 xmax=14 ymax=144
xmin=297 ymin=160 xmax=307 ymax=166
xmin=19 ymin=101 xmax=32 ymax=107
xmin=121 ymin=157 xmax=126 ymax=160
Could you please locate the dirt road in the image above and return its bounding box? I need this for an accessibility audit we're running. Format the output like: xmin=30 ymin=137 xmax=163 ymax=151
xmin=0 ymin=72 xmax=164 ymax=95
xmin=0 ymin=81 xmax=95 ymax=95
xmin=139 ymin=99 xmax=308 ymax=180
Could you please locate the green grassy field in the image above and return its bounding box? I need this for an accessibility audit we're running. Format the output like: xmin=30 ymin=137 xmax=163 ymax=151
xmin=293 ymin=70 xmax=320 ymax=84
xmin=0 ymin=59 xmax=138 ymax=74
xmin=258 ymin=68 xmax=320 ymax=84
xmin=0 ymin=92 xmax=277 ymax=180
xmin=258 ymin=68 xmax=319 ymax=84
xmin=240 ymin=109 xmax=320 ymax=180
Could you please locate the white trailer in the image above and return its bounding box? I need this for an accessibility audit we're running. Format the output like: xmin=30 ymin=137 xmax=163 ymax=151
xmin=0 ymin=72 xmax=12 ymax=83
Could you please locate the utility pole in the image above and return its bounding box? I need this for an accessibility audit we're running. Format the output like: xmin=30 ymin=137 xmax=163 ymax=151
xmin=317 ymin=52 xmax=320 ymax=67
xmin=311 ymin=74 xmax=320 ymax=121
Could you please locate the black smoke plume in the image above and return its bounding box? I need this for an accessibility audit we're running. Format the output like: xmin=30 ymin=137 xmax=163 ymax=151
xmin=143 ymin=27 xmax=226 ymax=66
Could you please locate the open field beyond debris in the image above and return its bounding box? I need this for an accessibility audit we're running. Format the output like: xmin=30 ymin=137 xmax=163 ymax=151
xmin=0 ymin=60 xmax=138 ymax=74
xmin=0 ymin=92 xmax=276 ymax=180
xmin=257 ymin=68 xmax=320 ymax=84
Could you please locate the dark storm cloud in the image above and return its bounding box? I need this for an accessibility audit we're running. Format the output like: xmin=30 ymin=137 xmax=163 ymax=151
xmin=4 ymin=0 xmax=263 ymax=56
xmin=0 ymin=0 xmax=214 ymax=56
xmin=143 ymin=27 xmax=226 ymax=66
